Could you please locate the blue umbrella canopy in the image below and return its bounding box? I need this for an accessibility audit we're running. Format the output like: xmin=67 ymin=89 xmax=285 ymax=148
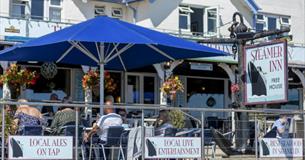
xmin=0 ymin=16 xmax=227 ymax=110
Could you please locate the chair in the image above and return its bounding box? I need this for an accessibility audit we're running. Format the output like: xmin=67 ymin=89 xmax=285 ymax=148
xmin=91 ymin=126 xmax=124 ymax=160
xmin=204 ymin=129 xmax=217 ymax=158
xmin=263 ymin=127 xmax=277 ymax=138
xmin=19 ymin=125 xmax=43 ymax=136
xmin=164 ymin=128 xmax=177 ymax=137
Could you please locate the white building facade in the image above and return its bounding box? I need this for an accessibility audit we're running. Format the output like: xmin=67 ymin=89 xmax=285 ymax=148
xmin=0 ymin=0 xmax=304 ymax=117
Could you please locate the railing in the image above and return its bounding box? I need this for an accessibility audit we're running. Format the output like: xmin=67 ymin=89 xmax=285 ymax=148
xmin=0 ymin=100 xmax=304 ymax=159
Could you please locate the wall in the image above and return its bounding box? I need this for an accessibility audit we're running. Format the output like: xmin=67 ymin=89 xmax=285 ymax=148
xmin=255 ymin=0 xmax=305 ymax=45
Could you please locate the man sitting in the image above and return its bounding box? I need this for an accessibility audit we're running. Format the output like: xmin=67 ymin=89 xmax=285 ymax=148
xmin=154 ymin=110 xmax=174 ymax=136
xmin=272 ymin=114 xmax=290 ymax=138
xmin=83 ymin=96 xmax=122 ymax=159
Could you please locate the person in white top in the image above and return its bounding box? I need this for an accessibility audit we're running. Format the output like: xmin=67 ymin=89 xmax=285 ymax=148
xmin=83 ymin=96 xmax=123 ymax=142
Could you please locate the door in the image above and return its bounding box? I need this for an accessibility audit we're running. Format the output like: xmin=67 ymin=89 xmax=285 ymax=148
xmin=125 ymin=73 xmax=157 ymax=104
xmin=125 ymin=73 xmax=158 ymax=117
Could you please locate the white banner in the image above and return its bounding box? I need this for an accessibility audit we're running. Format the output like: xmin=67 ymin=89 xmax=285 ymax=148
xmin=8 ymin=136 xmax=73 ymax=160
xmin=244 ymin=40 xmax=288 ymax=105
xmin=260 ymin=138 xmax=303 ymax=158
xmin=145 ymin=137 xmax=201 ymax=158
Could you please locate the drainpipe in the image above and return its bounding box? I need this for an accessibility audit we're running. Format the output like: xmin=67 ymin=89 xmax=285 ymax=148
xmin=123 ymin=0 xmax=137 ymax=23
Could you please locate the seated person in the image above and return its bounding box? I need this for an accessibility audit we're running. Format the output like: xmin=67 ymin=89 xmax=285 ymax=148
xmin=83 ymin=107 xmax=122 ymax=159
xmin=50 ymin=99 xmax=80 ymax=135
xmin=154 ymin=110 xmax=173 ymax=136
xmin=272 ymin=114 xmax=290 ymax=138
xmin=41 ymin=93 xmax=59 ymax=117
xmin=13 ymin=99 xmax=46 ymax=134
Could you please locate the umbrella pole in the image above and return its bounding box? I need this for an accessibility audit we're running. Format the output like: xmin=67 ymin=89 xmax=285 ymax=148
xmin=99 ymin=43 xmax=105 ymax=115
xmin=100 ymin=63 xmax=104 ymax=115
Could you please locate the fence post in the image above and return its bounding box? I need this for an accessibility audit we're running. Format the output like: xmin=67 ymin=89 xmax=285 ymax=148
xmin=75 ymin=107 xmax=79 ymax=160
xmin=255 ymin=113 xmax=258 ymax=160
xmin=201 ymin=111 xmax=205 ymax=159
xmin=1 ymin=105 xmax=5 ymax=160
xmin=303 ymin=110 xmax=305 ymax=159
xmin=141 ymin=109 xmax=145 ymax=160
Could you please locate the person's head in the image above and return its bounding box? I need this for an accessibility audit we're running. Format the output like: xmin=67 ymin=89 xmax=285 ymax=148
xmin=279 ymin=114 xmax=288 ymax=123
xmin=50 ymin=93 xmax=59 ymax=101
xmin=59 ymin=96 xmax=73 ymax=110
xmin=104 ymin=107 xmax=114 ymax=115
xmin=105 ymin=95 xmax=114 ymax=105
xmin=159 ymin=110 xmax=169 ymax=122
xmin=17 ymin=99 xmax=29 ymax=108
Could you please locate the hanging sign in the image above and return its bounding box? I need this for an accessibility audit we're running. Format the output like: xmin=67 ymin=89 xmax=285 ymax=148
xmin=260 ymin=138 xmax=303 ymax=158
xmin=145 ymin=137 xmax=201 ymax=159
xmin=244 ymin=40 xmax=288 ymax=105
xmin=8 ymin=136 xmax=73 ymax=159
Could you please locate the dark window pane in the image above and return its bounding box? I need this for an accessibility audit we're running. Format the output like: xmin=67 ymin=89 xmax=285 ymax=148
xmin=256 ymin=14 xmax=264 ymax=20
xmin=51 ymin=0 xmax=61 ymax=6
xmin=208 ymin=19 xmax=216 ymax=32
xmin=268 ymin=17 xmax=277 ymax=30
xmin=31 ymin=0 xmax=44 ymax=19
xmin=179 ymin=15 xmax=188 ymax=29
xmin=256 ymin=23 xmax=264 ymax=31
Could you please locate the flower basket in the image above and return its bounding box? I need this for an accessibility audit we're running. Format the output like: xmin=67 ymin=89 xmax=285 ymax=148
xmin=160 ymin=75 xmax=184 ymax=97
xmin=0 ymin=64 xmax=39 ymax=98
xmin=230 ymin=83 xmax=240 ymax=93
xmin=82 ymin=70 xmax=117 ymax=94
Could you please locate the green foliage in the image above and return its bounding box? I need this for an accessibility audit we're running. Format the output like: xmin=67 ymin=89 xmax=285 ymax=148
xmin=0 ymin=110 xmax=16 ymax=138
xmin=169 ymin=109 xmax=185 ymax=129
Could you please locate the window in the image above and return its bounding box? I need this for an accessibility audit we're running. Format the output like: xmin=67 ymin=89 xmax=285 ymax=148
xmin=255 ymin=14 xmax=266 ymax=32
xmin=11 ymin=0 xmax=27 ymax=18
xmin=280 ymin=17 xmax=290 ymax=25
xmin=112 ymin=8 xmax=123 ymax=18
xmin=179 ymin=5 xmax=193 ymax=30
xmin=49 ymin=0 xmax=61 ymax=22
xmin=95 ymin=6 xmax=105 ymax=17
xmin=31 ymin=0 xmax=44 ymax=20
xmin=204 ymin=7 xmax=219 ymax=36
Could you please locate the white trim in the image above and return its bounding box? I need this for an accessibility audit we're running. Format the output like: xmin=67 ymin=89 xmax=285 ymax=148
xmin=178 ymin=6 xmax=194 ymax=14
xmin=146 ymin=44 xmax=175 ymax=61
xmin=105 ymin=44 xmax=134 ymax=63
xmin=56 ymin=44 xmax=75 ymax=63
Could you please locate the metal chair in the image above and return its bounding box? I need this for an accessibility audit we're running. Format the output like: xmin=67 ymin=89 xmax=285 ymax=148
xmin=90 ymin=126 xmax=125 ymax=160
xmin=19 ymin=125 xmax=43 ymax=136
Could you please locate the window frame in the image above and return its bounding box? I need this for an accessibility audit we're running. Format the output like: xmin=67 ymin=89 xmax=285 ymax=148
xmin=204 ymin=6 xmax=219 ymax=37
xmin=95 ymin=6 xmax=106 ymax=17
xmin=178 ymin=5 xmax=193 ymax=31
xmin=111 ymin=8 xmax=123 ymax=19
xmin=49 ymin=0 xmax=62 ymax=22
xmin=11 ymin=0 xmax=27 ymax=18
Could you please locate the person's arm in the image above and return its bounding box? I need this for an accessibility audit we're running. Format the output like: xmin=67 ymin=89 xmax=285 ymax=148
xmin=83 ymin=123 xmax=100 ymax=142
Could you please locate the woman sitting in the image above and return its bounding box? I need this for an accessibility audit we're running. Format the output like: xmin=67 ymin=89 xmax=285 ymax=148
xmin=13 ymin=99 xmax=45 ymax=135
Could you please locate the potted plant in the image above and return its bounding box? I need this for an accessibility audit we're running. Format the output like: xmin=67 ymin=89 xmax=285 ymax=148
xmin=160 ymin=75 xmax=184 ymax=105
xmin=169 ymin=109 xmax=185 ymax=129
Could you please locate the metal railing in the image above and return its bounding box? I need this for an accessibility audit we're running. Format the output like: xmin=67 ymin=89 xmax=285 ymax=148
xmin=0 ymin=100 xmax=304 ymax=159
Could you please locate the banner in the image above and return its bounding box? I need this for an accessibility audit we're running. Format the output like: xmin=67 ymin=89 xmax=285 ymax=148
xmin=260 ymin=138 xmax=303 ymax=158
xmin=244 ymin=40 xmax=288 ymax=105
xmin=8 ymin=136 xmax=73 ymax=160
xmin=145 ymin=137 xmax=201 ymax=159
